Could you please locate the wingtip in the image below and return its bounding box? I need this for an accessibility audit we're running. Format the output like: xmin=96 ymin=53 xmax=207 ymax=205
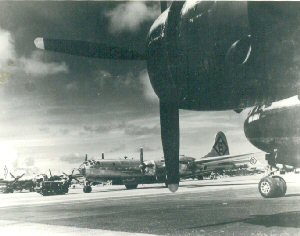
xmin=34 ymin=37 xmax=45 ymax=50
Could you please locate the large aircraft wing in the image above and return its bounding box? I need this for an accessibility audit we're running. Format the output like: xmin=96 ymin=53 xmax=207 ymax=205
xmin=195 ymin=152 xmax=261 ymax=167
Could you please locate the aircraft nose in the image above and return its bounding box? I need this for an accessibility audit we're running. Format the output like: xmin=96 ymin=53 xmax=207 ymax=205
xmin=78 ymin=164 xmax=86 ymax=176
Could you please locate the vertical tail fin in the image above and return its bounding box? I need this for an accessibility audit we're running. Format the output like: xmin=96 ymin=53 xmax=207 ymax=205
xmin=204 ymin=131 xmax=229 ymax=158
xmin=140 ymin=147 xmax=144 ymax=164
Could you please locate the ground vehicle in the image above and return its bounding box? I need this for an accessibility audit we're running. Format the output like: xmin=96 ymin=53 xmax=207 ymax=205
xmin=34 ymin=173 xmax=69 ymax=196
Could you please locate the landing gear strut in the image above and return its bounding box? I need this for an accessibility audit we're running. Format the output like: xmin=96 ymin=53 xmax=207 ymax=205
xmin=258 ymin=152 xmax=287 ymax=198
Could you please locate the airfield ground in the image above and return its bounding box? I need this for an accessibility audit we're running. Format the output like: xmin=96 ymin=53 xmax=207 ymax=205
xmin=0 ymin=174 xmax=299 ymax=236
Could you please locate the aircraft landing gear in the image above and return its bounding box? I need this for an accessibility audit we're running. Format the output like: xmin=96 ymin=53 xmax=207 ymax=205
xmin=83 ymin=185 xmax=92 ymax=193
xmin=258 ymin=176 xmax=287 ymax=198
xmin=83 ymin=182 xmax=92 ymax=193
xmin=258 ymin=152 xmax=287 ymax=198
xmin=125 ymin=184 xmax=138 ymax=189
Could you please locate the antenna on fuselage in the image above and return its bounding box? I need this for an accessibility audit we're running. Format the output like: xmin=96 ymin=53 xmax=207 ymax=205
xmin=102 ymin=153 xmax=104 ymax=159
xmin=85 ymin=154 xmax=88 ymax=162
xmin=140 ymin=147 xmax=144 ymax=164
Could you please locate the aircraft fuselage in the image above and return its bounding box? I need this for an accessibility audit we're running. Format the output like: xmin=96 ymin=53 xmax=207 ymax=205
xmin=244 ymin=96 xmax=300 ymax=167
xmin=81 ymin=159 xmax=166 ymax=185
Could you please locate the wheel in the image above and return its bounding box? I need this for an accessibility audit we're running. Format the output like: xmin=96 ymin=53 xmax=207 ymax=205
xmin=258 ymin=176 xmax=287 ymax=198
xmin=272 ymin=176 xmax=287 ymax=197
xmin=125 ymin=184 xmax=138 ymax=190
xmin=197 ymin=175 xmax=203 ymax=180
xmin=41 ymin=190 xmax=48 ymax=196
xmin=83 ymin=186 xmax=92 ymax=193
xmin=258 ymin=177 xmax=278 ymax=198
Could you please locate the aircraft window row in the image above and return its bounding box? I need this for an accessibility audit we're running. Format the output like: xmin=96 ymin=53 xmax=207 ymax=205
xmin=248 ymin=113 xmax=260 ymax=123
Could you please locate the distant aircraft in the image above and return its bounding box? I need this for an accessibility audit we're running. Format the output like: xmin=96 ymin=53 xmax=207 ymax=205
xmin=175 ymin=132 xmax=261 ymax=180
xmin=78 ymin=132 xmax=258 ymax=193
xmin=78 ymin=148 xmax=164 ymax=193
xmin=244 ymin=96 xmax=300 ymax=198
xmin=34 ymin=2 xmax=300 ymax=192
xmin=0 ymin=172 xmax=35 ymax=193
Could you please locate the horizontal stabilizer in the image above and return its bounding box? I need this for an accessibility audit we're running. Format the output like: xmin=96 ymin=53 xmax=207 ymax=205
xmin=34 ymin=37 xmax=146 ymax=61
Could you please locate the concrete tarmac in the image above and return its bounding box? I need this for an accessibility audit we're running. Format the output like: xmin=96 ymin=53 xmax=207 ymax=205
xmin=0 ymin=174 xmax=299 ymax=236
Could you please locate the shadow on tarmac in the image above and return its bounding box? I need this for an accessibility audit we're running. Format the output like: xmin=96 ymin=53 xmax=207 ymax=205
xmin=284 ymin=193 xmax=300 ymax=198
xmin=187 ymin=211 xmax=300 ymax=229
xmin=245 ymin=211 xmax=300 ymax=228
xmin=183 ymin=182 xmax=257 ymax=188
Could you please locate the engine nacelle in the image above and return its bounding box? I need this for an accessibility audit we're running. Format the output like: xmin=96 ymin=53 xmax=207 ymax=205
xmin=147 ymin=1 xmax=300 ymax=111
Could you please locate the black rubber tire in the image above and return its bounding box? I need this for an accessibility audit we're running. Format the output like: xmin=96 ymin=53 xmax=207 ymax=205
xmin=83 ymin=186 xmax=92 ymax=193
xmin=197 ymin=175 xmax=204 ymax=180
xmin=258 ymin=176 xmax=278 ymax=198
xmin=272 ymin=176 xmax=287 ymax=197
xmin=125 ymin=184 xmax=138 ymax=190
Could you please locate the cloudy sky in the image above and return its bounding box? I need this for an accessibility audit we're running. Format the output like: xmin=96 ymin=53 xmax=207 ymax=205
xmin=0 ymin=1 xmax=260 ymax=177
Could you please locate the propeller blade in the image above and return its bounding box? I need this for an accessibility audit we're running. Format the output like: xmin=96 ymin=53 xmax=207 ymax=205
xmin=10 ymin=173 xmax=15 ymax=179
xmin=49 ymin=169 xmax=52 ymax=177
xmin=34 ymin=38 xmax=146 ymax=61
xmin=63 ymin=172 xmax=68 ymax=176
xmin=160 ymin=1 xmax=168 ymax=12
xmin=18 ymin=173 xmax=25 ymax=179
xmin=71 ymin=169 xmax=75 ymax=175
xmin=160 ymin=101 xmax=179 ymax=192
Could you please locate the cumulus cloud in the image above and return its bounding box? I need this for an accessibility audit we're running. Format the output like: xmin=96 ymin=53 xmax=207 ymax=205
xmin=60 ymin=153 xmax=86 ymax=164
xmin=83 ymin=125 xmax=110 ymax=133
xmin=124 ymin=124 xmax=160 ymax=136
xmin=0 ymin=28 xmax=15 ymax=68
xmin=19 ymin=51 xmax=68 ymax=77
xmin=82 ymin=122 xmax=125 ymax=134
xmin=0 ymin=28 xmax=68 ymax=80
xmin=106 ymin=2 xmax=160 ymax=33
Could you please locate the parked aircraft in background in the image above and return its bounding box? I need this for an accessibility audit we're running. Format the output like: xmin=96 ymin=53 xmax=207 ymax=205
xmin=244 ymin=96 xmax=300 ymax=198
xmin=173 ymin=132 xmax=262 ymax=180
xmin=34 ymin=2 xmax=300 ymax=192
xmin=78 ymin=132 xmax=260 ymax=193
xmin=0 ymin=172 xmax=35 ymax=193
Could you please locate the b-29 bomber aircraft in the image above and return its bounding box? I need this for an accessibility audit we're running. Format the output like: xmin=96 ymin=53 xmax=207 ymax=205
xmin=0 ymin=173 xmax=35 ymax=193
xmin=34 ymin=1 xmax=300 ymax=193
xmin=78 ymin=132 xmax=259 ymax=193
